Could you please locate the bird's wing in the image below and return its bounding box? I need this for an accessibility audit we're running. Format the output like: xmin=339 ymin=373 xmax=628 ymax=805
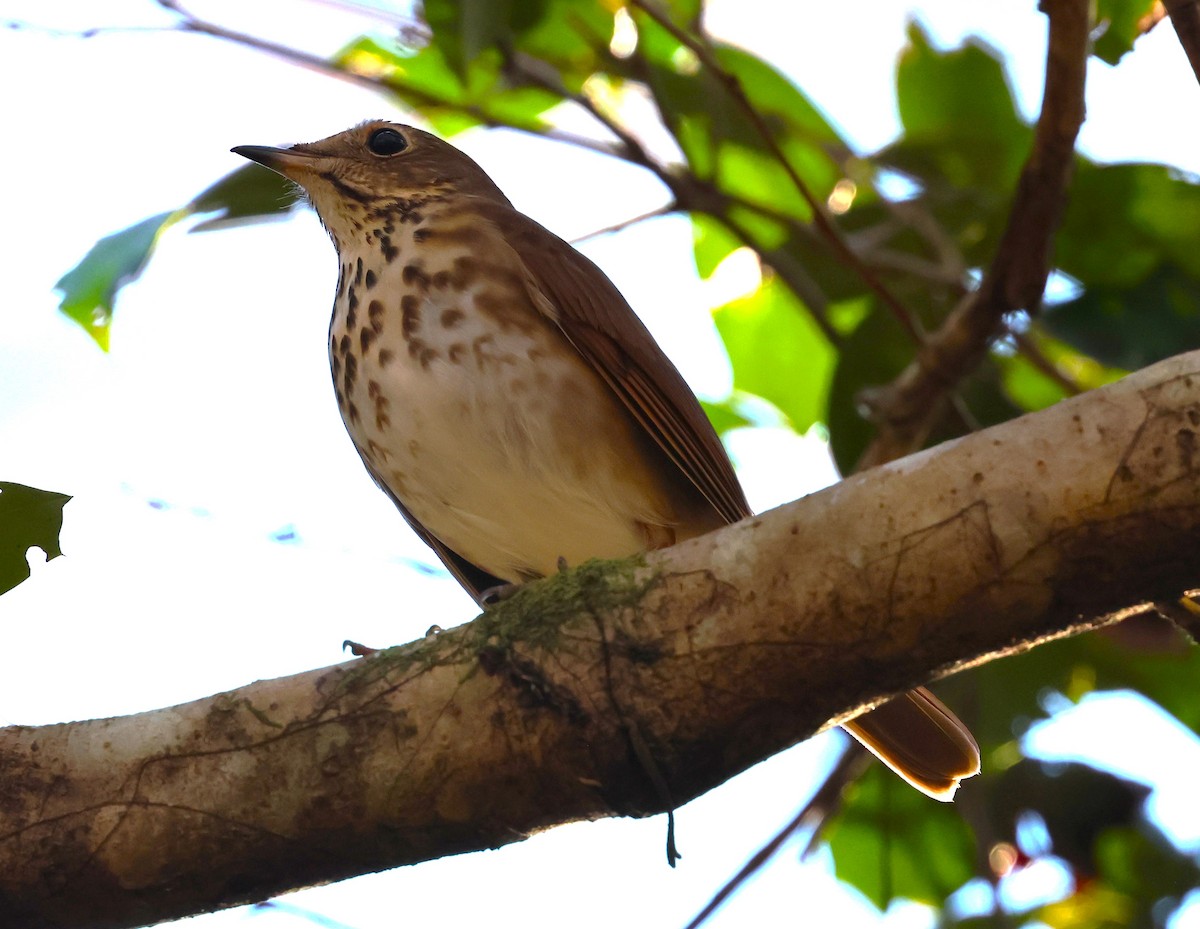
xmin=488 ymin=203 xmax=751 ymax=525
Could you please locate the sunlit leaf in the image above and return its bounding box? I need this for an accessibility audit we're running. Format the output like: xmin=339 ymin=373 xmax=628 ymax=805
xmin=995 ymin=348 xmax=1071 ymax=412
xmin=1093 ymin=0 xmax=1157 ymax=65
xmin=691 ymin=213 xmax=741 ymax=279
xmin=55 ymin=211 xmax=179 ymax=350
xmin=997 ymin=331 xmax=1126 ymax=414
xmin=712 ymin=277 xmax=835 ymax=432
xmin=334 ymin=37 xmax=561 ymax=136
xmin=0 ymin=482 xmax=71 ymax=598
xmin=1036 ymin=876 xmax=1135 ymax=929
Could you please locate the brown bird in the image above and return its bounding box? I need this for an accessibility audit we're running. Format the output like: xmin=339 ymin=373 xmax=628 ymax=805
xmin=233 ymin=121 xmax=980 ymax=800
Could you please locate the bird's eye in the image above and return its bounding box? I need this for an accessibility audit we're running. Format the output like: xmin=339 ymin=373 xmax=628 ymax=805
xmin=367 ymin=128 xmax=408 ymax=156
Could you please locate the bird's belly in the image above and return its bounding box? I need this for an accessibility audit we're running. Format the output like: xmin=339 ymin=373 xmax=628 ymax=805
xmin=331 ymin=293 xmax=676 ymax=582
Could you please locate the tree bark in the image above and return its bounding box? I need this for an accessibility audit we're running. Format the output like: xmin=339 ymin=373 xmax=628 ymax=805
xmin=5 ymin=349 xmax=1200 ymax=929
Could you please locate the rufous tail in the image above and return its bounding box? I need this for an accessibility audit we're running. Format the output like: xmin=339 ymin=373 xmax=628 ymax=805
xmin=842 ymin=686 xmax=980 ymax=801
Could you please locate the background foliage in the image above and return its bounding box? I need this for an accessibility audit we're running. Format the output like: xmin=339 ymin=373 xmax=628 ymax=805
xmin=9 ymin=0 xmax=1200 ymax=925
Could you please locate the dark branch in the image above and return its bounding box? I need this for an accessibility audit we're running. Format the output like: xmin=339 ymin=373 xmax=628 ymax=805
xmin=855 ymin=0 xmax=1090 ymax=470
xmin=1163 ymin=0 xmax=1200 ymax=86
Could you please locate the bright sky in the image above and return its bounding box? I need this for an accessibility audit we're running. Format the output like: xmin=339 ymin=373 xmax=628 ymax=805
xmin=3 ymin=2 xmax=1200 ymax=927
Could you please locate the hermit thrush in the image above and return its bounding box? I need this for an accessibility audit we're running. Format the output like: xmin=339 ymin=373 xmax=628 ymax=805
xmin=233 ymin=121 xmax=980 ymax=799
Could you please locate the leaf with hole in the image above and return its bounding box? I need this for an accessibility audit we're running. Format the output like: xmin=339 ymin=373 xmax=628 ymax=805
xmin=0 ymin=483 xmax=71 ymax=598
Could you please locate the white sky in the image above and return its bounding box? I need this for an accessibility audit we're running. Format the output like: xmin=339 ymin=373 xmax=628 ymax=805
xmin=3 ymin=2 xmax=1200 ymax=927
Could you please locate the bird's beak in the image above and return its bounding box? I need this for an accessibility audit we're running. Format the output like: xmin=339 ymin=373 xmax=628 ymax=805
xmin=231 ymin=144 xmax=317 ymax=180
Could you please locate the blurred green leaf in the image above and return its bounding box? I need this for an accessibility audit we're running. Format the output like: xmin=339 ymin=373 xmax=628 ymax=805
xmin=422 ymin=0 xmax=521 ymax=76
xmin=713 ymin=277 xmax=835 ymax=432
xmin=896 ymin=22 xmax=1023 ymax=144
xmin=995 ymin=347 xmax=1070 ymax=413
xmin=691 ymin=213 xmax=742 ymax=279
xmin=826 ymin=762 xmax=976 ymax=908
xmin=1056 ymin=162 xmax=1200 ymax=289
xmin=700 ymin=397 xmax=753 ymax=436
xmin=55 ymin=211 xmax=179 ymax=350
xmin=1043 ymin=263 xmax=1200 ymax=370
xmin=717 ymin=45 xmax=840 ymax=140
xmin=968 ymin=617 xmax=1200 ymax=760
xmin=510 ymin=0 xmax=610 ymax=84
xmin=190 ymin=163 xmax=300 ymax=232
xmin=879 ymin=23 xmax=1032 ymax=266
xmin=1094 ymin=825 xmax=1200 ymax=912
xmin=0 ymin=482 xmax=71 ymax=598
xmin=1093 ymin=0 xmax=1157 ymax=65
xmin=1035 ymin=880 xmax=1136 ymax=929
xmin=997 ymin=332 xmax=1126 ymax=414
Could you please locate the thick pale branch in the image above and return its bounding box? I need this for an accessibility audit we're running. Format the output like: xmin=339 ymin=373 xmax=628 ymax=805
xmin=5 ymin=350 xmax=1200 ymax=928
xmin=857 ymin=0 xmax=1090 ymax=469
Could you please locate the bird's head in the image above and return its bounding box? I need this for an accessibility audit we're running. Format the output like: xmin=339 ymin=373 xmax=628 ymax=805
xmin=232 ymin=120 xmax=509 ymax=250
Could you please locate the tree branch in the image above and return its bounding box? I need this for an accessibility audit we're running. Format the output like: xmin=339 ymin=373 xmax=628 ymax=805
xmin=6 ymin=348 xmax=1200 ymax=928
xmin=856 ymin=0 xmax=1090 ymax=470
xmin=1163 ymin=0 xmax=1200 ymax=85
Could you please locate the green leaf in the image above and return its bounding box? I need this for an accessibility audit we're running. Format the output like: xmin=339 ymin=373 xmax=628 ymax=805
xmin=713 ymin=44 xmax=843 ymax=148
xmin=712 ymin=276 xmax=835 ymax=433
xmin=55 ymin=211 xmax=179 ymax=351
xmin=691 ymin=213 xmax=742 ymax=279
xmin=878 ymin=24 xmax=1032 ymax=266
xmin=642 ymin=38 xmax=846 ymax=208
xmin=1056 ymin=161 xmax=1200 ymax=288
xmin=0 ymin=483 xmax=71 ymax=598
xmin=826 ymin=762 xmax=976 ymax=908
xmin=1093 ymin=0 xmax=1157 ymax=65
xmin=967 ymin=617 xmax=1200 ymax=758
xmin=700 ymin=397 xmax=752 ymax=436
xmin=1043 ymin=263 xmax=1200 ymax=369
xmin=995 ymin=347 xmax=1071 ymax=413
xmin=996 ymin=332 xmax=1125 ymax=414
xmin=1093 ymin=825 xmax=1200 ymax=911
xmin=189 ymin=163 xmax=301 ymax=232
xmin=512 ymin=0 xmax=610 ymax=81
xmin=895 ymin=22 xmax=1023 ymax=145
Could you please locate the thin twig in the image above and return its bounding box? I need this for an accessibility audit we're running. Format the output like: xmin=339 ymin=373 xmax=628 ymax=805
xmin=1010 ymin=329 xmax=1084 ymax=396
xmin=503 ymin=50 xmax=667 ymax=178
xmin=856 ymin=0 xmax=1090 ymax=470
xmin=3 ymin=19 xmax=177 ymax=38
xmin=683 ymin=746 xmax=870 ymax=929
xmin=146 ymin=1 xmax=627 ymax=159
xmin=569 ymin=202 xmax=678 ymax=244
xmin=297 ymin=0 xmax=426 ymax=33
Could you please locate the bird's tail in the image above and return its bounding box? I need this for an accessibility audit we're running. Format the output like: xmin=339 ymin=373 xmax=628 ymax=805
xmin=842 ymin=687 xmax=980 ymax=801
